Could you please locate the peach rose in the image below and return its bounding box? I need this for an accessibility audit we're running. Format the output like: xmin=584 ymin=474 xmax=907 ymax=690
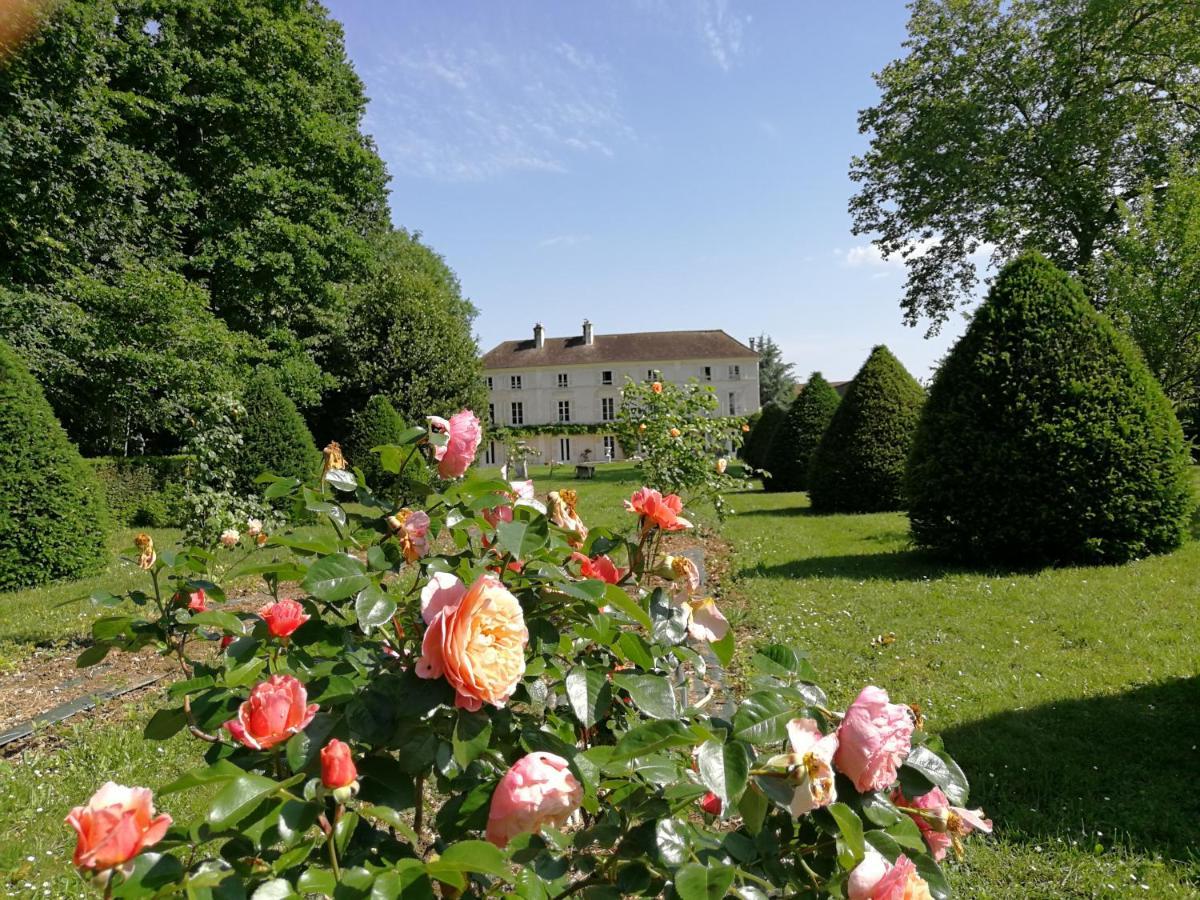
xmin=260 ymin=598 xmax=310 ymax=640
xmin=669 ymin=427 xmax=681 ymax=438
xmin=651 ymin=381 xmax=663 ymax=393
xmin=893 ymin=786 xmax=992 ymax=861
xmin=835 ymin=686 xmax=914 ymax=792
xmin=485 ymin=752 xmax=583 ymax=848
xmin=682 ymin=597 xmax=729 ymax=643
xmin=66 ymin=783 xmax=172 ymax=873
xmin=428 ymin=409 xmax=482 ymax=478
xmin=783 ymin=718 xmax=839 ymax=816
xmin=219 ymin=528 xmax=239 ymax=548
xmin=224 ymin=674 xmax=318 ymax=750
xmin=715 ymin=457 xmax=728 ymax=474
xmin=416 ymin=574 xmax=528 ymax=711
xmin=387 ymin=508 xmax=431 ymax=562
xmin=625 ymin=487 xmax=692 ymax=532
xmin=848 ymin=851 xmax=931 ymax=900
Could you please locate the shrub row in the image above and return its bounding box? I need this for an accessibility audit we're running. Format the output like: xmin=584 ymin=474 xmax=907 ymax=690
xmin=88 ymin=455 xmax=190 ymax=527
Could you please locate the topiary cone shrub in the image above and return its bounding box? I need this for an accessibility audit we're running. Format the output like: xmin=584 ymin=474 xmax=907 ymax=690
xmin=0 ymin=340 xmax=109 ymax=589
xmin=764 ymin=372 xmax=841 ymax=493
xmin=742 ymin=400 xmax=786 ymax=474
xmin=232 ymin=370 xmax=319 ymax=494
xmin=346 ymin=394 xmax=427 ymax=499
xmin=808 ymin=346 xmax=924 ymax=512
xmin=906 ymin=252 xmax=1194 ymax=566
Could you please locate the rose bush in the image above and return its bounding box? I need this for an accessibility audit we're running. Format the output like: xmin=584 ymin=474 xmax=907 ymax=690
xmin=74 ymin=410 xmax=988 ymax=897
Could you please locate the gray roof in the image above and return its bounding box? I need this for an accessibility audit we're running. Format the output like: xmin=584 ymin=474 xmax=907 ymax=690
xmin=481 ymin=329 xmax=758 ymax=370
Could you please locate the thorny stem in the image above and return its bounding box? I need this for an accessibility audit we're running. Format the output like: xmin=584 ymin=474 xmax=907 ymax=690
xmin=183 ymin=695 xmax=221 ymax=743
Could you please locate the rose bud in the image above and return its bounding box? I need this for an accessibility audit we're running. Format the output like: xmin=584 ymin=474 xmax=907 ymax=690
xmin=260 ymin=598 xmax=310 ymax=641
xmin=219 ymin=634 xmax=235 ymax=652
xmin=223 ymin=674 xmax=318 ymax=750
xmin=699 ymin=791 xmax=723 ymax=816
xmin=320 ymin=739 xmax=359 ymax=802
xmin=66 ymin=783 xmax=171 ymax=874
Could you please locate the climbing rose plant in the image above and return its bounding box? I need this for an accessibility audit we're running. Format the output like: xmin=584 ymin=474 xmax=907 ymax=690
xmin=73 ymin=410 xmax=989 ymax=898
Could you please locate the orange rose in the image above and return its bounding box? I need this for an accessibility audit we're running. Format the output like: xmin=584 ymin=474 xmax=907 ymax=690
xmin=416 ymin=574 xmax=528 ymax=711
xmin=651 ymin=381 xmax=663 ymax=393
xmin=66 ymin=783 xmax=171 ymax=873
xmin=669 ymin=427 xmax=680 ymax=438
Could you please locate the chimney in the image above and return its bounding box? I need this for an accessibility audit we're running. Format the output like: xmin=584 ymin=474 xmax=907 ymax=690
xmin=749 ymin=337 xmax=756 ymax=351
xmin=582 ymin=319 xmax=594 ymax=346
xmin=533 ymin=322 xmax=545 ymax=349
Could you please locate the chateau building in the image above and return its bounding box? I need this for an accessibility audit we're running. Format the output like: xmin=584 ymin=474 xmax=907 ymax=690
xmin=479 ymin=321 xmax=760 ymax=467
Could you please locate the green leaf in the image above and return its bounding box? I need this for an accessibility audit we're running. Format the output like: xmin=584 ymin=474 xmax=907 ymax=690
xmin=565 ymin=666 xmax=612 ymax=728
xmin=355 ymin=584 xmax=397 ymax=633
xmin=655 ymin=818 xmax=688 ymax=866
xmin=737 ymin=785 xmax=768 ymax=835
xmin=76 ymin=643 xmax=110 ymax=667
xmin=827 ymin=802 xmax=866 ymax=866
xmin=696 ymin=739 xmax=749 ymax=809
xmin=731 ymin=691 xmax=796 ymax=744
xmin=189 ymin=610 xmax=246 ymax=634
xmin=335 ymin=810 xmax=359 ymax=856
xmin=495 ymin=518 xmax=549 ymax=559
xmin=359 ymin=804 xmax=420 ymax=845
xmin=861 ymin=791 xmax=905 ymax=827
xmin=452 ymin=709 xmax=493 ymax=767
xmin=709 ymin=628 xmax=735 ymax=667
xmin=426 ymin=839 xmax=511 ymax=886
xmin=610 ymin=720 xmax=692 ymax=762
xmin=613 ymin=672 xmax=677 ymax=720
xmin=370 ymin=859 xmax=433 ymax=900
xmin=324 ymin=468 xmax=358 ymax=492
xmin=158 ymin=759 xmax=245 ymax=795
xmin=143 ymin=707 xmax=187 ymax=740
xmin=266 ymin=526 xmax=340 ymax=555
xmin=673 ymin=862 xmax=735 ymax=900
xmin=904 ymin=745 xmax=970 ymax=806
xmin=750 ymin=643 xmax=817 ymax=681
xmin=296 ymin=869 xmax=337 ymax=895
xmin=602 ymin=583 xmax=653 ymax=630
xmin=285 ymin=714 xmax=336 ymax=773
xmin=913 ymin=853 xmax=952 ymax=900
xmin=208 ymin=773 xmax=282 ymax=830
xmin=250 ymin=878 xmax=297 ymax=900
xmin=109 ymin=852 xmax=184 ymax=898
xmin=616 ymin=632 xmax=655 ymax=669
xmin=263 ymin=477 xmax=301 ymax=500
xmin=649 ymin=589 xmax=689 ymax=645
xmin=224 ymin=656 xmax=267 ymax=687
xmin=301 ymin=553 xmax=370 ymax=602
xmin=886 ymin=813 xmax=927 ymax=851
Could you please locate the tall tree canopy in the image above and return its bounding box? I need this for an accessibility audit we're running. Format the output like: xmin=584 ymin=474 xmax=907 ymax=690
xmin=850 ymin=0 xmax=1200 ymax=330
xmin=754 ymin=334 xmax=796 ymax=406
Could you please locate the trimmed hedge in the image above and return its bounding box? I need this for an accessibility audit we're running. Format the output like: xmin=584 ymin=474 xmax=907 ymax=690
xmin=233 ymin=370 xmax=319 ymax=495
xmin=89 ymin=456 xmax=190 ymax=526
xmin=906 ymin=252 xmax=1194 ymax=566
xmin=742 ymin=401 xmax=787 ymax=473
xmin=346 ymin=395 xmax=428 ymax=499
xmin=764 ymin=372 xmax=841 ymax=493
xmin=808 ymin=346 xmax=924 ymax=512
xmin=0 ymin=340 xmax=109 ymax=589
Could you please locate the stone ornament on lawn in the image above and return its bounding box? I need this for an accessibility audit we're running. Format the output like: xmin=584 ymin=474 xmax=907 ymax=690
xmin=71 ymin=408 xmax=989 ymax=898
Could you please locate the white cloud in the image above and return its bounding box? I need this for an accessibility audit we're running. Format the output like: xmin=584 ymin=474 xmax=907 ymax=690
xmin=698 ymin=0 xmax=748 ymax=71
xmin=362 ymin=40 xmax=633 ymax=181
xmin=839 ymin=238 xmax=997 ymax=270
xmin=537 ymin=234 xmax=591 ymax=248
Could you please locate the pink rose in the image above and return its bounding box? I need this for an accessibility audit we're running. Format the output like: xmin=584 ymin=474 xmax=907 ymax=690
xmin=387 ymin=508 xmax=431 ymax=562
xmin=625 ymin=487 xmax=692 ymax=532
xmin=428 ymin=410 xmax=482 ymax=478
xmin=224 ymin=674 xmax=318 ymax=750
xmin=416 ymin=574 xmax=528 ymax=710
xmin=66 ymin=783 xmax=172 ymax=873
xmin=848 ymin=851 xmax=931 ymax=900
xmin=571 ymin=552 xmax=626 ymax=585
xmin=835 ymin=686 xmax=914 ymax=792
xmin=784 ymin=718 xmax=839 ymax=816
xmin=485 ymin=752 xmax=583 ymax=848
xmin=260 ymin=598 xmax=310 ymax=640
xmin=482 ymin=503 xmax=514 ymax=531
xmin=893 ymin=787 xmax=992 ymax=861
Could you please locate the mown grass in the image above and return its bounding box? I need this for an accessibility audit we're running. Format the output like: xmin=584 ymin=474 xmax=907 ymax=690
xmin=3 ymin=464 xmax=1198 ymax=896
xmin=723 ymin=479 xmax=1200 ymax=898
xmin=0 ymin=528 xmax=183 ymax=670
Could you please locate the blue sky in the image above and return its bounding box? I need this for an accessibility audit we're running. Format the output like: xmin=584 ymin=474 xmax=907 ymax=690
xmin=326 ymin=0 xmax=977 ymax=383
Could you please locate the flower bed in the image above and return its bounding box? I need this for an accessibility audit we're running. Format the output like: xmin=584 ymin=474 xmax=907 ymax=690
xmin=69 ymin=410 xmax=989 ymax=898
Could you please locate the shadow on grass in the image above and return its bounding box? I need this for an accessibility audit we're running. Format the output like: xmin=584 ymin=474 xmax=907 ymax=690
xmin=942 ymin=677 xmax=1200 ymax=867
xmin=737 ymin=550 xmax=1019 ymax=582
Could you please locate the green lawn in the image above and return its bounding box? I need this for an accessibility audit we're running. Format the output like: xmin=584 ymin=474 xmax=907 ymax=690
xmin=3 ymin=465 xmax=1199 ymax=897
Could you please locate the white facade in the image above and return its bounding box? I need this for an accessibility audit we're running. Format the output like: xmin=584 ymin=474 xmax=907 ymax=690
xmin=478 ymin=325 xmax=760 ymax=467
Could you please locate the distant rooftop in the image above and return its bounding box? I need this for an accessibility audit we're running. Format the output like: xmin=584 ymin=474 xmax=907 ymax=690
xmin=795 ymin=380 xmax=852 ymax=398
xmin=481 ymin=323 xmax=759 ymax=370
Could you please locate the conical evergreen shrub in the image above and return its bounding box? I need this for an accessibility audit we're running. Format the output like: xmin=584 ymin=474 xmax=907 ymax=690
xmin=808 ymin=346 xmax=924 ymax=512
xmin=346 ymin=394 xmax=428 ymax=499
xmin=906 ymin=252 xmax=1193 ymax=565
xmin=233 ymin=370 xmax=319 ymax=494
xmin=0 ymin=340 xmax=109 ymax=589
xmin=764 ymin=372 xmax=841 ymax=493
xmin=743 ymin=401 xmax=787 ymax=473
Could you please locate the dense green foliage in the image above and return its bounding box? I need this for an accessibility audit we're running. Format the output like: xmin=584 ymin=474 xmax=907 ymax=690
xmin=907 ymin=254 xmax=1193 ymax=565
xmin=88 ymin=455 xmax=189 ymax=527
xmin=1098 ymin=161 xmax=1200 ymax=444
xmin=328 ymin=230 xmax=486 ymax=438
xmin=232 ymin=371 xmax=318 ymax=494
xmin=753 ymin=333 xmax=795 ymax=406
xmin=0 ymin=341 xmax=109 ymax=589
xmin=808 ymin=346 xmax=924 ymax=512
xmin=851 ymin=0 xmax=1200 ymax=328
xmin=741 ymin=400 xmax=785 ymax=472
xmin=764 ymin=372 xmax=840 ymax=493
xmin=0 ymin=2 xmax=476 ymax=456
xmin=345 ymin=394 xmax=427 ymax=499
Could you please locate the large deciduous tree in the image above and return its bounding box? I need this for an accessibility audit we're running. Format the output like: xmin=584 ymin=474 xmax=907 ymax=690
xmin=850 ymin=0 xmax=1200 ymax=330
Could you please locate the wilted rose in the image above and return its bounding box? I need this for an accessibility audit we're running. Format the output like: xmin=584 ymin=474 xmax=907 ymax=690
xmin=134 ymin=533 xmax=155 ymax=570
xmin=547 ymin=490 xmax=587 ymax=547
